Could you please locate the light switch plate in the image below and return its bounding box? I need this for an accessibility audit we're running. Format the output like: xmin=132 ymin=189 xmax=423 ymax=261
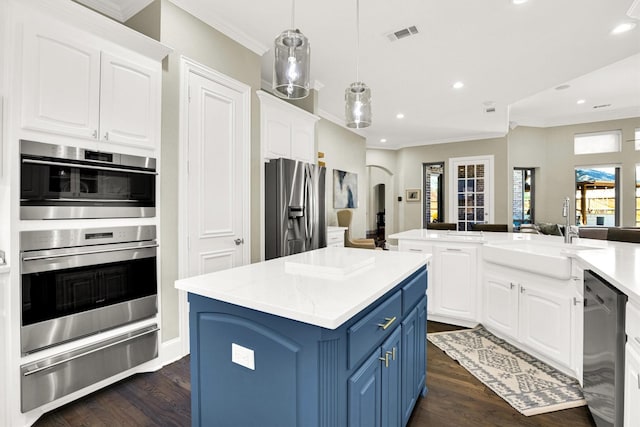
xmin=231 ymin=343 xmax=255 ymax=370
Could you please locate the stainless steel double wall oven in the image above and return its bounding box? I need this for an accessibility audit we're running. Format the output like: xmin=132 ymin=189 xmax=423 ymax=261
xmin=18 ymin=140 xmax=160 ymax=412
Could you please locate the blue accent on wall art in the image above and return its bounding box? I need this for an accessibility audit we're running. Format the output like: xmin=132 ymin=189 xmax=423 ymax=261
xmin=334 ymin=169 xmax=358 ymax=208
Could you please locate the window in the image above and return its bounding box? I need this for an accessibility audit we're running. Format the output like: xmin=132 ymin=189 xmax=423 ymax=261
xmin=423 ymin=162 xmax=444 ymax=226
xmin=512 ymin=168 xmax=535 ymax=228
xmin=636 ymin=165 xmax=640 ymax=226
xmin=575 ymin=166 xmax=620 ymax=226
xmin=574 ymin=130 xmax=621 ymax=155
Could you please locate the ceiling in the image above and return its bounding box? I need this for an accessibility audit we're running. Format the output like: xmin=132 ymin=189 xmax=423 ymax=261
xmin=91 ymin=0 xmax=640 ymax=149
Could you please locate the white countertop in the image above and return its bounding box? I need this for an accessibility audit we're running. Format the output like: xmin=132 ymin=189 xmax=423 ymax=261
xmin=175 ymin=247 xmax=428 ymax=330
xmin=390 ymin=229 xmax=640 ymax=304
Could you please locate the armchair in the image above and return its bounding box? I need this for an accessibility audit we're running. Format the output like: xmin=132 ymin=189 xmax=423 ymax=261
xmin=336 ymin=210 xmax=378 ymax=249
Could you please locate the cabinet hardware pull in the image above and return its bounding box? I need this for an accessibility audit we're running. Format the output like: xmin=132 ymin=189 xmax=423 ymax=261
xmin=520 ymin=286 xmax=525 ymax=293
xmin=387 ymin=347 xmax=396 ymax=360
xmin=92 ymin=130 xmax=98 ymax=139
xmin=234 ymin=238 xmax=244 ymax=245
xmin=509 ymin=282 xmax=515 ymax=290
xmin=104 ymin=132 xmax=109 ymax=141
xmin=377 ymin=317 xmax=397 ymax=330
xmin=409 ymin=249 xmax=423 ymax=252
xmin=446 ymin=248 xmax=461 ymax=252
xmin=573 ymin=297 xmax=583 ymax=305
xmin=379 ymin=354 xmax=389 ymax=368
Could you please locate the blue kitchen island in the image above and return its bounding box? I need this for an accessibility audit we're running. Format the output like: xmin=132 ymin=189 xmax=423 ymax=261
xmin=175 ymin=247 xmax=429 ymax=427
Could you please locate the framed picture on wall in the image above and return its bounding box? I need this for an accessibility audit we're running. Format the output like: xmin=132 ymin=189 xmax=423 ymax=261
xmin=334 ymin=169 xmax=358 ymax=208
xmin=406 ymin=189 xmax=421 ymax=202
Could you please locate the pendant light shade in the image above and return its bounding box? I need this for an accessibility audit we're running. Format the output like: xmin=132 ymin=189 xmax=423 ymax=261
xmin=345 ymin=82 xmax=372 ymax=128
xmin=345 ymin=0 xmax=372 ymax=128
xmin=273 ymin=0 xmax=310 ymax=99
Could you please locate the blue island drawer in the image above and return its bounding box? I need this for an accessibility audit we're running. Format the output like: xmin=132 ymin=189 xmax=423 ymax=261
xmin=402 ymin=268 xmax=427 ymax=314
xmin=348 ymin=290 xmax=402 ymax=368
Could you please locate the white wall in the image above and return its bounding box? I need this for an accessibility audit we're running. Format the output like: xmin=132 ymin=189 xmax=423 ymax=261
xmin=318 ymin=119 xmax=367 ymax=238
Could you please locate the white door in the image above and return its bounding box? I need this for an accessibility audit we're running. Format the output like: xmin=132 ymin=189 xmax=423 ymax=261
xmin=99 ymin=52 xmax=159 ymax=149
xmin=185 ymin=67 xmax=250 ymax=277
xmin=449 ymin=156 xmax=494 ymax=231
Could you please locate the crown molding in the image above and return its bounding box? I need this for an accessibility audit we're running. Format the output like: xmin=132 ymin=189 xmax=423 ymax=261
xmin=74 ymin=0 xmax=154 ymax=22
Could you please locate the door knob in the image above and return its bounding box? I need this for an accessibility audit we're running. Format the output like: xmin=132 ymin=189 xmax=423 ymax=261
xmin=234 ymin=238 xmax=244 ymax=245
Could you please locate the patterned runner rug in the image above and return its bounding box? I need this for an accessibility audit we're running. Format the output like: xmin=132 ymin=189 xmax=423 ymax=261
xmin=427 ymin=325 xmax=586 ymax=416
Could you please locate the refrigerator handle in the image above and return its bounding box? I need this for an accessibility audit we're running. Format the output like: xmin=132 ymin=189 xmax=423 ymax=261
xmin=305 ymin=165 xmax=313 ymax=241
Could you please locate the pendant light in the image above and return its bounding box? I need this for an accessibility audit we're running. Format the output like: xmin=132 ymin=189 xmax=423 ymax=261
xmin=273 ymin=0 xmax=310 ymax=99
xmin=345 ymin=0 xmax=372 ymax=128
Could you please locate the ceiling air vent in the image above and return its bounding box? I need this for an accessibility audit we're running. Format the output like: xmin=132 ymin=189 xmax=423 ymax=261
xmin=386 ymin=26 xmax=419 ymax=42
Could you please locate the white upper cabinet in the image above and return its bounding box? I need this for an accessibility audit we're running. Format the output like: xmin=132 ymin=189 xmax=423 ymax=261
xmin=20 ymin=22 xmax=162 ymax=150
xmin=21 ymin=26 xmax=101 ymax=140
xmin=99 ymin=52 xmax=159 ymax=149
xmin=257 ymin=90 xmax=319 ymax=164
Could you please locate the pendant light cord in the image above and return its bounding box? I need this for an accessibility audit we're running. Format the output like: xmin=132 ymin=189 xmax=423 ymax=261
xmin=291 ymin=0 xmax=296 ymax=29
xmin=356 ymin=0 xmax=360 ymax=82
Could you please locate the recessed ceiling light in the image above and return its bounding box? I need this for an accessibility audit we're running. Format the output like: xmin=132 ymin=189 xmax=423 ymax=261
xmin=611 ymin=22 xmax=637 ymax=34
xmin=511 ymin=0 xmax=528 ymax=5
xmin=555 ymin=84 xmax=571 ymax=91
xmin=452 ymin=81 xmax=464 ymax=89
xmin=380 ymin=138 xmax=387 ymax=143
xmin=396 ymin=113 xmax=405 ymax=119
xmin=577 ymin=99 xmax=586 ymax=105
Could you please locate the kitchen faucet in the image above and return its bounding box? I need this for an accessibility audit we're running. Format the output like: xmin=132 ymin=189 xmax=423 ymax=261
xmin=562 ymin=197 xmax=579 ymax=244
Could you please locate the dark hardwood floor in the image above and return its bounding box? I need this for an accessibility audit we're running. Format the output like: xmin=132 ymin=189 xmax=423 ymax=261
xmin=35 ymin=322 xmax=596 ymax=427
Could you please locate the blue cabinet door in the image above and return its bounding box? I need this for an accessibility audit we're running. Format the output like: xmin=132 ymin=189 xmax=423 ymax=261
xmin=401 ymin=308 xmax=418 ymax=425
xmin=348 ymin=349 xmax=382 ymax=427
xmin=381 ymin=327 xmax=402 ymax=427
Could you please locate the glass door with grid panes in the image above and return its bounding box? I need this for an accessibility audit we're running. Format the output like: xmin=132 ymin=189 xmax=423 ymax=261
xmin=449 ymin=156 xmax=494 ymax=231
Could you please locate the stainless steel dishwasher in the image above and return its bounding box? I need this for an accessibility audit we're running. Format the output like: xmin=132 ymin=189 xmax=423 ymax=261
xmin=583 ymin=270 xmax=627 ymax=427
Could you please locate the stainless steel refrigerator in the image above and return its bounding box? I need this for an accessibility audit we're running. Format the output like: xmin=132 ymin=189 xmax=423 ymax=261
xmin=265 ymin=158 xmax=326 ymax=260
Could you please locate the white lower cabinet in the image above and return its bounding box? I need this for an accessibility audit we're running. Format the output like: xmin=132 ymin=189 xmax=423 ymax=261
xmin=482 ymin=264 xmax=578 ymax=373
xmin=483 ymin=274 xmax=518 ymax=340
xmin=625 ymin=301 xmax=640 ymax=427
xmin=433 ymin=245 xmax=477 ymax=322
xmin=518 ymin=283 xmax=572 ymax=368
xmin=625 ymin=344 xmax=640 ymax=427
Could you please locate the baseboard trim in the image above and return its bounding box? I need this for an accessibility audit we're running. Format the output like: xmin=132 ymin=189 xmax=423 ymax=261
xmin=161 ymin=336 xmax=189 ymax=366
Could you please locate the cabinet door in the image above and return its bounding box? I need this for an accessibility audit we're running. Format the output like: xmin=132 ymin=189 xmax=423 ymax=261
xmin=401 ymin=300 xmax=427 ymax=426
xmin=433 ymin=246 xmax=477 ymax=321
xmin=21 ymin=25 xmax=100 ymax=139
xmin=348 ymin=349 xmax=382 ymax=427
xmin=624 ymin=344 xmax=640 ymax=427
xmin=290 ymin=120 xmax=315 ymax=163
xmin=262 ymin=105 xmax=292 ymax=159
xmin=381 ymin=328 xmax=402 ymax=427
xmin=519 ymin=284 xmax=572 ymax=367
xmin=483 ymin=274 xmax=519 ymax=339
xmin=99 ymin=52 xmax=159 ymax=149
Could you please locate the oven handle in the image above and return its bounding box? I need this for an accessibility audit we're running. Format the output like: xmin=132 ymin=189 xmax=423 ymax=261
xmin=22 ymin=158 xmax=158 ymax=175
xmin=22 ymin=244 xmax=159 ymax=262
xmin=22 ymin=327 xmax=160 ymax=377
xmin=43 ymin=198 xmax=146 ymax=203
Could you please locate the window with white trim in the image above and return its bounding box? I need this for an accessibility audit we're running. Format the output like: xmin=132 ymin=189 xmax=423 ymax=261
xmin=574 ymin=130 xmax=621 ymax=155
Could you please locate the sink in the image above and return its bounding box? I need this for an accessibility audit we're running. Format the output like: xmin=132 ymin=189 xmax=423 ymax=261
xmin=482 ymin=240 xmax=600 ymax=279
